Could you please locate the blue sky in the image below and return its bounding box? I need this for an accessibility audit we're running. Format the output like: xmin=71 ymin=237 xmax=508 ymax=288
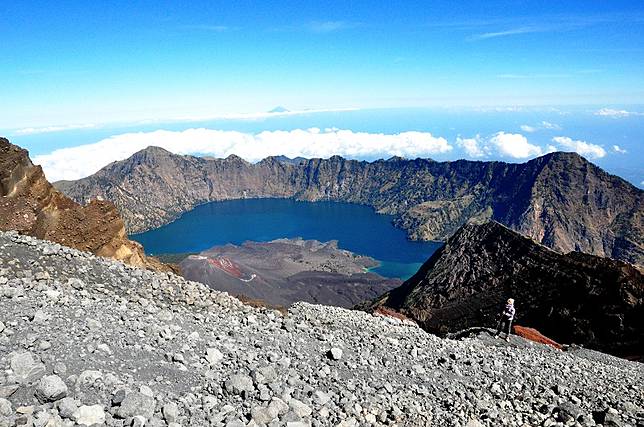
xmin=2 ymin=1 xmax=644 ymax=128
xmin=1 ymin=1 xmax=643 ymax=188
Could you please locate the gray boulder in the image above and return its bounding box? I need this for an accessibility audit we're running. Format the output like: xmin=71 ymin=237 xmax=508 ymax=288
xmin=225 ymin=374 xmax=254 ymax=395
xmin=0 ymin=398 xmax=12 ymax=417
xmin=56 ymin=397 xmax=78 ymax=419
xmin=35 ymin=375 xmax=68 ymax=402
xmin=73 ymin=405 xmax=106 ymax=426
xmin=117 ymin=392 xmax=156 ymax=419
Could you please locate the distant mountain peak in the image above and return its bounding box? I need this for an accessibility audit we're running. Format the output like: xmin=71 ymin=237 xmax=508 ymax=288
xmin=263 ymin=155 xmax=307 ymax=165
xmin=268 ymin=106 xmax=290 ymax=113
xmin=224 ymin=154 xmax=249 ymax=164
xmin=386 ymin=155 xmax=406 ymax=162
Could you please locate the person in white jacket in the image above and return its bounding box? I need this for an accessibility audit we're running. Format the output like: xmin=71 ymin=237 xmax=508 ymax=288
xmin=495 ymin=298 xmax=515 ymax=342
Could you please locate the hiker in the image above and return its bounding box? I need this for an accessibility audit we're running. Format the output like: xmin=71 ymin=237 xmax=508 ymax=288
xmin=495 ymin=298 xmax=515 ymax=342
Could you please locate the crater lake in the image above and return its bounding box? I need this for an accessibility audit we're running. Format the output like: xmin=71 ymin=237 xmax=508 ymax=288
xmin=131 ymin=198 xmax=441 ymax=279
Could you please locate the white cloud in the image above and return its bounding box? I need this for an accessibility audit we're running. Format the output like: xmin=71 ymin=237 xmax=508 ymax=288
xmin=456 ymin=135 xmax=488 ymax=157
xmin=472 ymin=26 xmax=545 ymax=40
xmin=520 ymin=121 xmax=561 ymax=133
xmin=14 ymin=123 xmax=96 ymax=136
xmin=552 ymin=136 xmax=606 ymax=159
xmin=540 ymin=121 xmax=561 ymax=130
xmin=33 ymin=128 xmax=453 ymax=182
xmin=489 ymin=132 xmax=543 ymax=158
xmin=594 ymin=108 xmax=644 ymax=118
xmin=612 ymin=145 xmax=627 ymax=154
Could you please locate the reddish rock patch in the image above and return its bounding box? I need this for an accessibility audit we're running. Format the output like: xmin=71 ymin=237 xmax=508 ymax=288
xmin=207 ymin=256 xmax=243 ymax=278
xmin=513 ymin=325 xmax=562 ymax=350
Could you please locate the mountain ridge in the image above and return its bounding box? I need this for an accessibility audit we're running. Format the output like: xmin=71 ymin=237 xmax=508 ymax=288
xmin=55 ymin=146 xmax=644 ymax=267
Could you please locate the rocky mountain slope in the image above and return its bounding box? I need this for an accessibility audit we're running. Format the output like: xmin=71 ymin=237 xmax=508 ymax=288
xmin=55 ymin=147 xmax=644 ymax=267
xmin=1 ymin=230 xmax=643 ymax=427
xmin=180 ymin=238 xmax=401 ymax=308
xmin=0 ymin=138 xmax=166 ymax=271
xmin=363 ymin=221 xmax=644 ymax=359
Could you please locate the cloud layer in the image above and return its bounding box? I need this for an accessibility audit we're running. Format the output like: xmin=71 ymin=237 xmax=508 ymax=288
xmin=490 ymin=132 xmax=543 ymax=158
xmin=552 ymin=136 xmax=606 ymax=159
xmin=457 ymin=132 xmax=607 ymax=160
xmin=33 ymin=125 xmax=614 ymax=183
xmin=594 ymin=108 xmax=644 ymax=118
xmin=34 ymin=128 xmax=452 ymax=182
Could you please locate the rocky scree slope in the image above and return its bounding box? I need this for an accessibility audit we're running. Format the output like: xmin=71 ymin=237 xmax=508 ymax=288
xmin=0 ymin=138 xmax=167 ymax=271
xmin=363 ymin=221 xmax=644 ymax=359
xmin=0 ymin=231 xmax=643 ymax=427
xmin=55 ymin=147 xmax=644 ymax=267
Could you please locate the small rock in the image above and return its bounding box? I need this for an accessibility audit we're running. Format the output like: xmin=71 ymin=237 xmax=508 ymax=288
xmin=112 ymin=389 xmax=127 ymax=406
xmin=205 ymin=348 xmax=224 ymax=365
xmin=35 ymin=375 xmax=67 ymax=403
xmin=553 ymin=384 xmax=568 ymax=395
xmin=56 ymin=397 xmax=78 ymax=419
xmin=327 ymin=348 xmax=343 ymax=360
xmin=0 ymin=398 xmax=12 ymax=417
xmin=10 ymin=351 xmax=46 ymax=384
xmin=0 ymin=385 xmax=19 ymax=399
xmin=268 ymin=397 xmax=289 ymax=416
xmin=252 ymin=366 xmax=278 ymax=385
xmin=34 ymin=271 xmax=50 ymax=281
xmin=117 ymin=392 xmax=156 ymax=419
xmin=289 ymin=399 xmax=312 ymax=418
xmin=162 ymin=402 xmax=179 ymax=423
xmin=53 ymin=362 xmax=67 ymax=375
xmin=604 ymin=411 xmax=624 ymax=427
xmin=225 ymin=374 xmax=254 ymax=395
xmin=31 ymin=310 xmax=48 ymax=323
xmin=97 ymin=343 xmax=111 ymax=354
xmin=73 ymin=405 xmax=106 ymax=425
xmin=251 ymin=405 xmax=279 ymax=424
xmin=140 ymin=385 xmax=154 ymax=397
xmin=131 ymin=415 xmax=147 ymax=427
xmin=556 ymin=401 xmax=583 ymax=422
xmin=313 ymin=390 xmax=330 ymax=406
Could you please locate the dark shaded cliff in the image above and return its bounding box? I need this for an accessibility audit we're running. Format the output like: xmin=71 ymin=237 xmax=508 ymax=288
xmin=55 ymin=147 xmax=644 ymax=267
xmin=362 ymin=221 xmax=643 ymax=357
xmin=0 ymin=138 xmax=168 ymax=271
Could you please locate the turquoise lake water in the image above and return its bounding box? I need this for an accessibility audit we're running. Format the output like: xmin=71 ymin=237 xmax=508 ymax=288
xmin=131 ymin=198 xmax=441 ymax=280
